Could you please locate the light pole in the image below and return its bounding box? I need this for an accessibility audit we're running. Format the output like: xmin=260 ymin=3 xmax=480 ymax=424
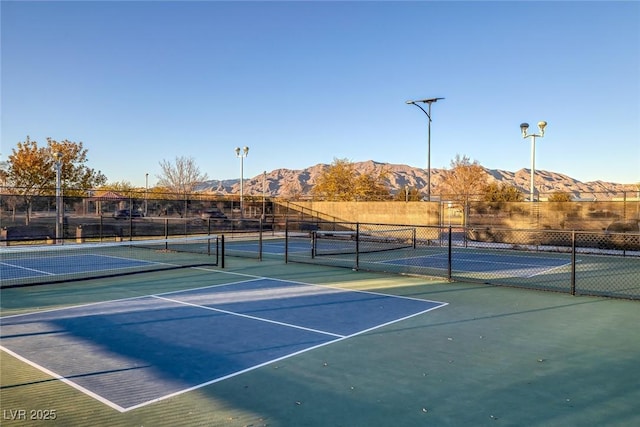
xmin=53 ymin=152 xmax=63 ymax=244
xmin=520 ymin=121 xmax=547 ymax=202
xmin=406 ymin=97 xmax=444 ymax=202
xmin=145 ymin=173 xmax=149 ymax=216
xmin=235 ymin=146 xmax=249 ymax=216
xmin=262 ymin=171 xmax=267 ymax=218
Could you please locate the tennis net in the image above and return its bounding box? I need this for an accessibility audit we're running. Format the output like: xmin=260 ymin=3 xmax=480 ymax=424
xmin=311 ymin=226 xmax=417 ymax=257
xmin=0 ymin=235 xmax=223 ymax=288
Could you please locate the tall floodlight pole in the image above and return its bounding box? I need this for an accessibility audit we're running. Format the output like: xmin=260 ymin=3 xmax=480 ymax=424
xmin=406 ymin=97 xmax=444 ymax=201
xmin=262 ymin=171 xmax=267 ymax=218
xmin=53 ymin=152 xmax=63 ymax=244
xmin=145 ymin=173 xmax=149 ymax=216
xmin=235 ymin=146 xmax=249 ymax=216
xmin=520 ymin=121 xmax=547 ymax=202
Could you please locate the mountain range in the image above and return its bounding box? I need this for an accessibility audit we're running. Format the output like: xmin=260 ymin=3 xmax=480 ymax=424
xmin=195 ymin=160 xmax=637 ymax=200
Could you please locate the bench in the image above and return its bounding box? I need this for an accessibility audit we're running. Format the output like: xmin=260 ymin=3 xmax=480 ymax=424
xmin=75 ymin=224 xmax=124 ymax=242
xmin=1 ymin=226 xmax=54 ymax=246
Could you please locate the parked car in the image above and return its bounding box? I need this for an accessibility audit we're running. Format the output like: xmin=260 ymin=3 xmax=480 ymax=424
xmin=201 ymin=209 xmax=227 ymax=221
xmin=113 ymin=209 xmax=144 ymax=219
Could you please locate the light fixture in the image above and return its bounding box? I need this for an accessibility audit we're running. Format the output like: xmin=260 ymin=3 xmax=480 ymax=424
xmin=520 ymin=120 xmax=548 ymax=202
xmin=235 ymin=146 xmax=249 ymax=216
xmin=53 ymin=151 xmax=64 ymax=244
xmin=406 ymin=97 xmax=445 ymax=202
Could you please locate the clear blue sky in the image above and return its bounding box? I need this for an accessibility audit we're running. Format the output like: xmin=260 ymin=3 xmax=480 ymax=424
xmin=2 ymin=1 xmax=639 ymax=187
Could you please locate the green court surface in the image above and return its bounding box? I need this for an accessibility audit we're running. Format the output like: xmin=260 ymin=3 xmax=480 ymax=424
xmin=1 ymin=256 xmax=639 ymax=427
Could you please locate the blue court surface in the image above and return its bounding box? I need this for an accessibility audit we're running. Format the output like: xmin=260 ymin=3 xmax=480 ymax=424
xmin=1 ymin=253 xmax=157 ymax=281
xmin=0 ymin=278 xmax=446 ymax=412
xmin=380 ymin=251 xmax=572 ymax=277
xmin=226 ymin=239 xmax=308 ymax=255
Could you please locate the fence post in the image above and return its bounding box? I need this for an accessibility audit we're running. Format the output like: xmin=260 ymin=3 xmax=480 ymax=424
xmin=284 ymin=219 xmax=289 ymax=263
xmin=354 ymin=222 xmax=360 ymax=271
xmin=221 ymin=234 xmax=225 ymax=269
xmin=447 ymin=225 xmax=453 ymax=281
xmin=571 ymin=231 xmax=576 ymax=295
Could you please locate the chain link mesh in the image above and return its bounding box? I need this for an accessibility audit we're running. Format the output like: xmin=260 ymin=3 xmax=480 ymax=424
xmin=286 ymin=221 xmax=640 ymax=300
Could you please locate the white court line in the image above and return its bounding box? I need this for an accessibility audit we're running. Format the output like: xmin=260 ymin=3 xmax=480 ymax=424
xmin=525 ymin=261 xmax=575 ymax=278
xmin=175 ymin=266 xmax=450 ymax=305
xmin=1 ymin=275 xmax=447 ymax=412
xmin=152 ymin=294 xmax=346 ymax=338
xmin=0 ymin=345 xmax=128 ymax=413
xmin=124 ymin=299 xmax=446 ymax=412
xmin=123 ymin=335 xmax=346 ymax=412
xmin=380 ymin=253 xmax=572 ymax=269
xmin=1 ymin=253 xmax=166 ymax=283
xmin=0 ymin=261 xmax=54 ymax=276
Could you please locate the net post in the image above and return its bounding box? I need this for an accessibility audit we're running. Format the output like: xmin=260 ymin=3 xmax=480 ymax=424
xmin=220 ymin=234 xmax=225 ymax=268
xmin=447 ymin=225 xmax=452 ymax=281
xmin=128 ymin=203 xmax=133 ymax=241
xmin=284 ymin=219 xmax=289 ymax=263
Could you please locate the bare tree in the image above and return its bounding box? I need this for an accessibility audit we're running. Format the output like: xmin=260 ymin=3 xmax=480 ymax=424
xmin=438 ymin=154 xmax=488 ymax=203
xmin=156 ymin=156 xmax=208 ymax=217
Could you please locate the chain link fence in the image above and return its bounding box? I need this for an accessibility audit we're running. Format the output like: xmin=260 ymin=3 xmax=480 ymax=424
xmin=2 ymin=189 xmax=639 ymax=300
xmin=284 ymin=220 xmax=640 ymax=300
xmin=0 ymin=190 xmax=278 ymax=243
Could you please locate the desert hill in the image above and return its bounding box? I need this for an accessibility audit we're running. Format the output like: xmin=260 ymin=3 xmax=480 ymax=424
xmin=196 ymin=160 xmax=636 ymax=200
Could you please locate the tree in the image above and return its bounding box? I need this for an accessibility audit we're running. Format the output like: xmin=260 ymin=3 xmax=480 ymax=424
xmin=6 ymin=136 xmax=107 ymax=223
xmin=0 ymin=159 xmax=8 ymax=187
xmin=311 ymin=158 xmax=391 ymax=201
xmin=156 ymin=156 xmax=208 ymax=217
xmin=438 ymin=154 xmax=488 ymax=203
xmin=312 ymin=158 xmax=356 ymax=201
xmin=482 ymin=182 xmax=524 ymax=202
xmin=354 ymin=171 xmax=390 ymax=201
xmin=101 ymin=180 xmax=137 ymax=194
xmin=394 ymin=186 xmax=422 ymax=201
xmin=547 ymin=191 xmax=572 ymax=202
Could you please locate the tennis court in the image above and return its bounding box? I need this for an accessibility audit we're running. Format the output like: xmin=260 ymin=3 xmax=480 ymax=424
xmin=231 ymin=237 xmax=572 ymax=278
xmin=0 ymin=236 xmax=221 ymax=287
xmin=1 ymin=274 xmax=445 ymax=412
xmin=225 ymin=238 xmax=299 ymax=256
xmin=1 ymin=253 xmax=158 ymax=281
xmin=1 ymin=238 xmax=639 ymax=426
xmin=282 ymin=226 xmax=640 ymax=299
xmin=381 ymin=251 xmax=571 ymax=277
